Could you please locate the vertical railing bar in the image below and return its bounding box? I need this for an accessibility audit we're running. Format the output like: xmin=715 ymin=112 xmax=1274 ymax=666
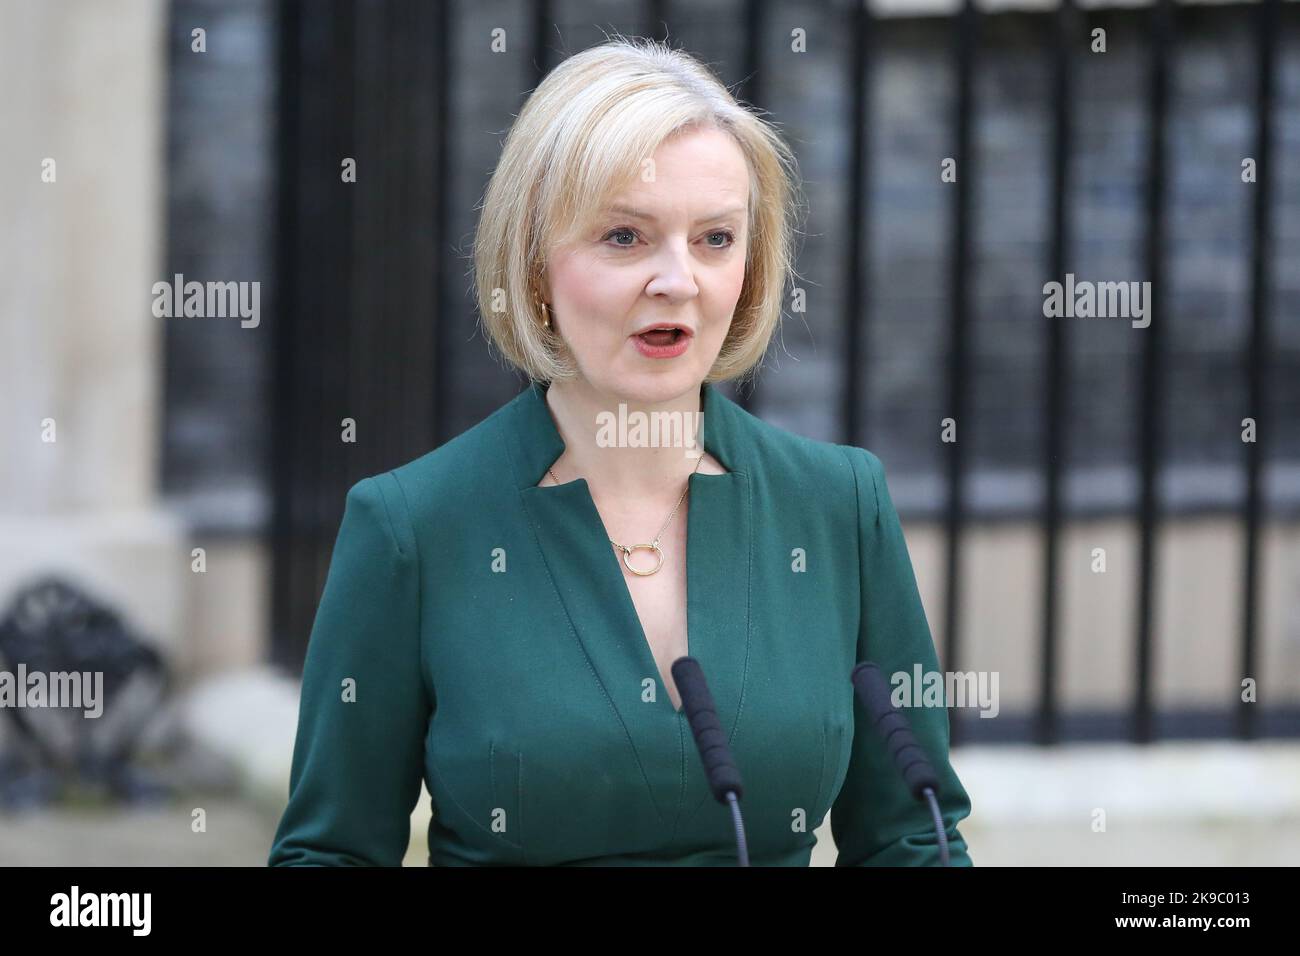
xmin=378 ymin=0 xmax=396 ymax=469
xmin=943 ymin=0 xmax=977 ymax=747
xmin=431 ymin=0 xmax=452 ymax=446
xmin=1238 ymin=0 xmax=1278 ymax=741
xmin=842 ymin=0 xmax=872 ymax=448
xmin=378 ymin=0 xmax=393 ymax=458
xmin=294 ymin=6 xmax=321 ymax=662
xmin=345 ymin=0 xmax=364 ymax=487
xmin=335 ymin=0 xmax=357 ymax=522
xmin=270 ymin=0 xmax=302 ymax=672
xmin=734 ymin=0 xmax=767 ymax=413
xmin=523 ymin=1 xmax=553 ymax=405
xmin=1134 ymin=0 xmax=1173 ymax=745
xmin=532 ymin=0 xmax=553 ymax=88
xmin=395 ymin=0 xmax=415 ymax=459
xmin=304 ymin=5 xmax=334 ymax=667
xmin=1038 ymin=0 xmax=1077 ymax=747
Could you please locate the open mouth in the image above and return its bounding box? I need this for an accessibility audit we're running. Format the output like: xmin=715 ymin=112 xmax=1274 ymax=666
xmin=636 ymin=328 xmax=686 ymax=346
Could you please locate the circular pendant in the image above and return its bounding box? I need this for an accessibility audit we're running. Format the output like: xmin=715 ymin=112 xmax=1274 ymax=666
xmin=620 ymin=542 xmax=664 ymax=576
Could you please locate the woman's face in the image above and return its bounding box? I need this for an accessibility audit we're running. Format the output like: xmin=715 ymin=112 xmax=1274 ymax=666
xmin=541 ymin=125 xmax=750 ymax=405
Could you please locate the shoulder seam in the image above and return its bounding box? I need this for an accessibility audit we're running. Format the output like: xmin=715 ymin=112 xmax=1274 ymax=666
xmin=838 ymin=445 xmax=882 ymax=526
xmin=837 ymin=443 xmax=865 ymax=529
xmin=863 ymin=449 xmax=882 ymax=522
xmin=365 ymin=475 xmax=406 ymax=558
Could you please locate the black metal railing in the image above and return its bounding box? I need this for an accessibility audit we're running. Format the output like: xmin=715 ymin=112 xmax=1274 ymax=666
xmin=270 ymin=0 xmax=1294 ymax=746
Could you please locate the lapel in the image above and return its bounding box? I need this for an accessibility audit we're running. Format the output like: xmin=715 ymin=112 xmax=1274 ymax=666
xmin=504 ymin=379 xmax=753 ymax=830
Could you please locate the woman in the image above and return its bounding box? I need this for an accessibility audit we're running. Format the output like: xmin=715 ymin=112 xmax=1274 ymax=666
xmin=269 ymin=36 xmax=972 ymax=866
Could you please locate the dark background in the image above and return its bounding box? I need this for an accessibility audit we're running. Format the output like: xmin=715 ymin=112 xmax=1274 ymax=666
xmin=159 ymin=0 xmax=1300 ymax=745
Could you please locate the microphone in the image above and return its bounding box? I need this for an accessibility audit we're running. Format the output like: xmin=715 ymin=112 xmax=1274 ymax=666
xmin=671 ymin=656 xmax=749 ymax=866
xmin=851 ymin=661 xmax=951 ymax=866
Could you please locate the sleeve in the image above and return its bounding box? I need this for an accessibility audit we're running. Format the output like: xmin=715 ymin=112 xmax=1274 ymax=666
xmin=268 ymin=473 xmax=432 ymax=866
xmin=829 ymin=447 xmax=974 ymax=866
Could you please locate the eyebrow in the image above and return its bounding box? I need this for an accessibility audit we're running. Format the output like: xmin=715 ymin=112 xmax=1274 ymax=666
xmin=605 ymin=203 xmax=747 ymax=224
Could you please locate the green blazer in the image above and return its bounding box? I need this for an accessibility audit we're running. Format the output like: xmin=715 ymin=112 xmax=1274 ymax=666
xmin=268 ymin=380 xmax=973 ymax=866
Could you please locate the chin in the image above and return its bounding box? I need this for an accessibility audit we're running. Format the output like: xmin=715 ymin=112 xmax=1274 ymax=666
xmin=593 ymin=370 xmax=702 ymax=408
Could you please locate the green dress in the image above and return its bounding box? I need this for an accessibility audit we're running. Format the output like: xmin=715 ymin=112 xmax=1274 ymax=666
xmin=268 ymin=380 xmax=973 ymax=866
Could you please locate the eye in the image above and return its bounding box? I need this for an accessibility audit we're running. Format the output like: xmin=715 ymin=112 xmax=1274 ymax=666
xmin=705 ymin=229 xmax=737 ymax=249
xmin=602 ymin=226 xmax=639 ymax=247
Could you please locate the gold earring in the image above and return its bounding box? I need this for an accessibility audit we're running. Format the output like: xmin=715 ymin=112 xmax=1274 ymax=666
xmin=534 ymin=289 xmax=551 ymax=329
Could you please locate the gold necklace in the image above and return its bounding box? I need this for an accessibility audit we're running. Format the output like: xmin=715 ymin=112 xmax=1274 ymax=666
xmin=548 ymin=453 xmax=704 ymax=576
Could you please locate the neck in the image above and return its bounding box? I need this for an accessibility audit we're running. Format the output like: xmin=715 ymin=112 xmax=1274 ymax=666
xmin=542 ymin=378 xmax=706 ymax=500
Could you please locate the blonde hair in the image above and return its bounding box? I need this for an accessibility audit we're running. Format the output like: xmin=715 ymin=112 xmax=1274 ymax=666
xmin=472 ymin=34 xmax=805 ymax=386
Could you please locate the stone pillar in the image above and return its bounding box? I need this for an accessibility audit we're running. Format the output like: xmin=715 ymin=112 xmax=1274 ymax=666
xmin=0 ymin=1 xmax=189 ymax=671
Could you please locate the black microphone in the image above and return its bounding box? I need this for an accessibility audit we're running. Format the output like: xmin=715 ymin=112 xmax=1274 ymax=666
xmin=851 ymin=661 xmax=951 ymax=866
xmin=671 ymin=656 xmax=749 ymax=866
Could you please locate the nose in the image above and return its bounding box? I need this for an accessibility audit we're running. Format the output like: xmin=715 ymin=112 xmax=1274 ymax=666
xmin=644 ymin=239 xmax=699 ymax=303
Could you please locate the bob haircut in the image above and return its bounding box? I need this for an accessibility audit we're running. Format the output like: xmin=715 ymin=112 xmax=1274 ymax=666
xmin=472 ymin=34 xmax=805 ymax=386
